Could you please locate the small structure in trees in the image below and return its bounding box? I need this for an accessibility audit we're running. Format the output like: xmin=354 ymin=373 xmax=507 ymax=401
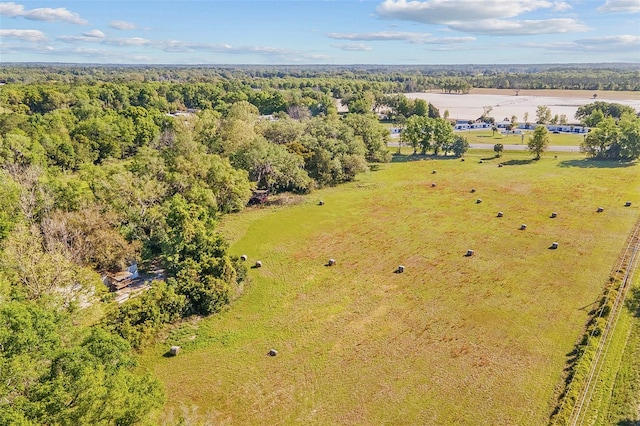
xmin=104 ymin=262 xmax=138 ymax=292
xmin=248 ymin=189 xmax=269 ymax=205
xmin=169 ymin=346 xmax=181 ymax=356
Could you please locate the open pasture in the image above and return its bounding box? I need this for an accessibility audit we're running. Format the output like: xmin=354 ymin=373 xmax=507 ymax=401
xmin=140 ymin=151 xmax=639 ymax=425
xmin=457 ymin=129 xmax=585 ymax=146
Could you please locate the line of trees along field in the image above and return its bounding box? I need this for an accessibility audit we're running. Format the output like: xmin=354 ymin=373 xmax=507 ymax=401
xmin=2 ymin=63 xmax=639 ymax=91
xmin=0 ymin=65 xmax=638 ymax=424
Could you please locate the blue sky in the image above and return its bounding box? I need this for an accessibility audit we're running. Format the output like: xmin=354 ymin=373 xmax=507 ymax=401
xmin=1 ymin=0 xmax=639 ymax=64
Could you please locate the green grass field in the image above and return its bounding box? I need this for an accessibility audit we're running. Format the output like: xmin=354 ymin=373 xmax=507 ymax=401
xmin=138 ymin=151 xmax=639 ymax=425
xmin=460 ymin=129 xmax=585 ymax=146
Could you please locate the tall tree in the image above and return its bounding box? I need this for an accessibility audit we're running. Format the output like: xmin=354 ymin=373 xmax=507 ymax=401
xmin=343 ymin=113 xmax=391 ymax=163
xmin=431 ymin=118 xmax=454 ymax=155
xmin=403 ymin=115 xmax=433 ymax=154
xmin=451 ymin=135 xmax=470 ymax=157
xmin=535 ymin=105 xmax=552 ymax=124
xmin=528 ymin=125 xmax=550 ymax=159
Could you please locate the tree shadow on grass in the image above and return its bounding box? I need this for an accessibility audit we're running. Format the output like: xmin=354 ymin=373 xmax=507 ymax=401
xmin=557 ymin=159 xmax=637 ymax=169
xmin=500 ymin=158 xmax=537 ymax=166
xmin=390 ymin=153 xmax=462 ymax=163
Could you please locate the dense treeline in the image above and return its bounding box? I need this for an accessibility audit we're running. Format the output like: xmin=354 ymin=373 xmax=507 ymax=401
xmin=0 ymin=66 xmax=397 ymax=424
xmin=2 ymin=63 xmax=639 ymax=91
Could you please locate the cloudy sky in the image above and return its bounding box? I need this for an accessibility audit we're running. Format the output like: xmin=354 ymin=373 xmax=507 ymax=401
xmin=1 ymin=0 xmax=639 ymax=64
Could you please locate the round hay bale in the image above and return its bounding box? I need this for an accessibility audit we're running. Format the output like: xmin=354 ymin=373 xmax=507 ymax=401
xmin=550 ymin=212 xmax=557 ymax=218
xmin=498 ymin=164 xmax=503 ymax=168
xmin=267 ymin=349 xmax=278 ymax=357
xmin=497 ymin=211 xmax=504 ymax=218
xmin=397 ymin=265 xmax=405 ymax=273
xmin=465 ymin=249 xmax=475 ymax=257
xmin=596 ymin=207 xmax=604 ymax=213
xmin=461 ymin=158 xmax=465 ymax=162
xmin=240 ymin=254 xmax=248 ymax=261
xmin=476 ymin=199 xmax=482 ymax=204
xmin=432 ymin=170 xmax=437 ymax=174
xmin=520 ymin=224 xmax=527 ymax=230
xmin=169 ymin=346 xmax=181 ymax=356
xmin=550 ymin=242 xmax=559 ymax=250
xmin=255 ymin=260 xmax=262 ymax=268
xmin=328 ymin=258 xmax=336 ymax=266
xmin=318 ymin=200 xmax=324 ymax=206
xmin=479 ymin=160 xmax=484 ymax=164
xmin=431 ymin=182 xmax=437 ymax=188
xmin=625 ymin=201 xmax=632 ymax=207
xmin=470 ymin=188 xmax=476 ymax=193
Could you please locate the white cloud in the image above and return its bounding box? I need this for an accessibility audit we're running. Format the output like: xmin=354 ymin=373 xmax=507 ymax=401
xmin=58 ymin=35 xmax=151 ymax=46
xmin=0 ymin=28 xmax=47 ymax=42
xmin=331 ymin=43 xmax=373 ymax=51
xmin=521 ymin=35 xmax=640 ymax=52
xmin=450 ymin=18 xmax=590 ymax=35
xmin=109 ymin=20 xmax=137 ymax=30
xmin=598 ymin=0 xmax=640 ymax=13
xmin=104 ymin=37 xmax=152 ymax=46
xmin=0 ymin=2 xmax=87 ymax=24
xmin=375 ymin=0 xmax=586 ymax=36
xmin=83 ymin=29 xmax=105 ymax=38
xmin=158 ymin=40 xmax=329 ymax=62
xmin=327 ymin=31 xmax=475 ymax=44
xmin=52 ymin=31 xmax=328 ymax=63
xmin=376 ymin=0 xmax=572 ymax=23
xmin=572 ymin=34 xmax=640 ymax=50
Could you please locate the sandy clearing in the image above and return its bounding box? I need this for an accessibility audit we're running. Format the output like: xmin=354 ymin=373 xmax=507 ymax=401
xmin=457 ymin=88 xmax=640 ymax=100
xmin=406 ymin=90 xmax=640 ymax=122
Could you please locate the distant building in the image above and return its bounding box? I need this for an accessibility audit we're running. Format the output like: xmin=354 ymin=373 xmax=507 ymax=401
xmin=517 ymin=124 xmax=588 ymax=133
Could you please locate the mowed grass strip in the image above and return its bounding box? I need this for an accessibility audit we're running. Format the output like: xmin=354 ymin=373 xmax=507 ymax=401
xmin=139 ymin=151 xmax=639 ymax=425
xmin=459 ymin=129 xmax=585 ymax=146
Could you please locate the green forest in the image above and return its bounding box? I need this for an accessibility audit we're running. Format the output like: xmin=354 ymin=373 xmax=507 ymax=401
xmin=0 ymin=64 xmax=639 ymax=425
